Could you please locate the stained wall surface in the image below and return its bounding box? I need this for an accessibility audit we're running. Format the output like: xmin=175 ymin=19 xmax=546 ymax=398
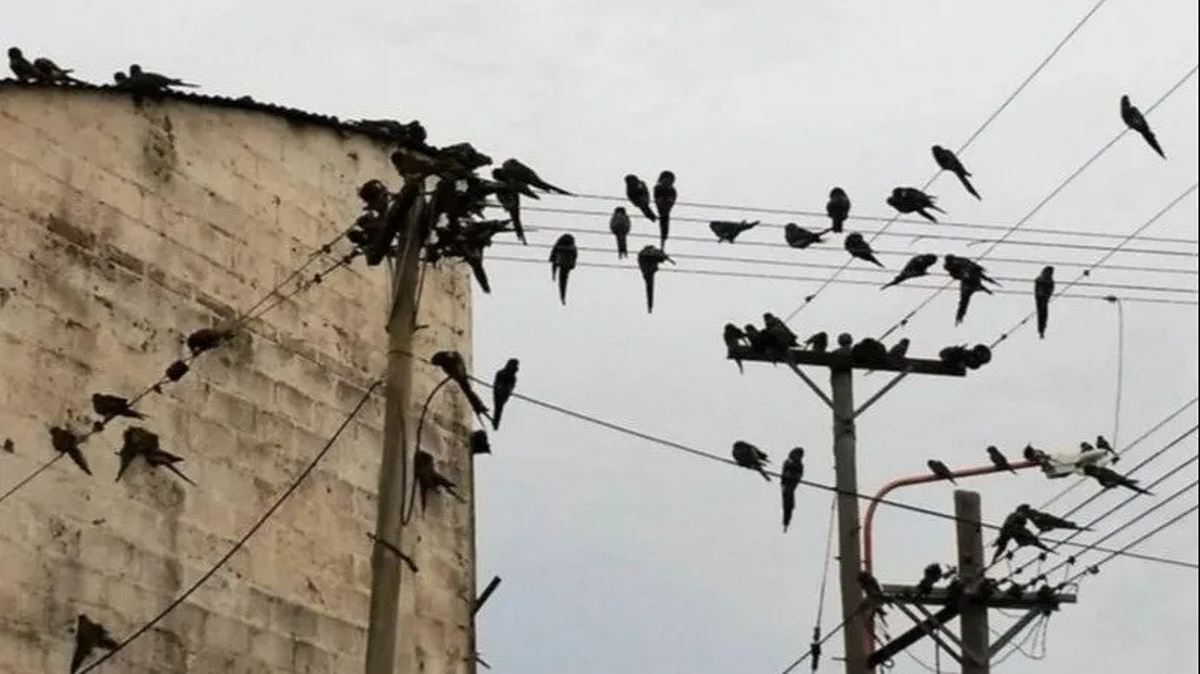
xmin=0 ymin=86 xmax=476 ymax=674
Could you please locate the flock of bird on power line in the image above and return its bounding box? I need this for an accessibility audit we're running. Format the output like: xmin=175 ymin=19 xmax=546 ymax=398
xmin=4 ymin=45 xmax=1178 ymax=672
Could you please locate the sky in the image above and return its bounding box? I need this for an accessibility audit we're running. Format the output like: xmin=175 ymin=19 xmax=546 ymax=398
xmin=7 ymin=1 xmax=1200 ymax=673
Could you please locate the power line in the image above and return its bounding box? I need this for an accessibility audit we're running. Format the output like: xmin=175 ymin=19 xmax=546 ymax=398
xmin=488 ymin=240 xmax=1200 ymax=296
xmin=76 ymin=377 xmax=381 ymax=673
xmin=485 ymin=255 xmax=1199 ymax=307
xmin=876 ymin=64 xmax=1200 ymax=340
xmin=1063 ymin=503 xmax=1199 ymax=586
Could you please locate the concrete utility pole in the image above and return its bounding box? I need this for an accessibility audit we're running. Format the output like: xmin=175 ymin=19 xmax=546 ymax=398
xmin=954 ymin=491 xmax=989 ymax=674
xmin=365 ymin=189 xmax=428 ymax=674
xmin=728 ymin=332 xmax=974 ymax=674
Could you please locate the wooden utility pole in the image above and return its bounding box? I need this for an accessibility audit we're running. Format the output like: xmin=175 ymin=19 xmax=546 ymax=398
xmin=364 ymin=188 xmax=427 ymax=674
xmin=955 ymin=490 xmax=989 ymax=674
xmin=729 ymin=332 xmax=971 ymax=674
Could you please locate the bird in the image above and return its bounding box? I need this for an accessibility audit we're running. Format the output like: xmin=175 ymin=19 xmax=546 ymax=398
xmin=1096 ymin=435 xmax=1118 ymax=461
xmin=915 ymin=563 xmax=942 ymax=597
xmin=429 ymin=350 xmax=491 ymax=423
xmin=844 ymin=233 xmax=884 ymax=268
xmin=826 ymin=188 xmax=851 ymax=233
xmin=986 ymin=445 xmax=1016 ymax=474
xmin=7 ymin=47 xmax=39 ymax=82
xmin=991 ymin=510 xmax=1052 ymax=562
xmin=120 ymin=64 xmax=200 ymax=91
xmin=186 ymin=327 xmax=232 ymax=356
xmin=116 ymin=426 xmax=195 ymax=485
xmin=926 ymin=459 xmax=957 ymax=484
xmin=932 ymin=145 xmax=981 ymax=200
xmin=494 ymin=184 xmax=526 ymax=245
xmin=887 ymin=187 xmax=945 ymax=223
xmin=943 ymin=254 xmax=999 ymax=286
xmin=851 ymin=338 xmax=888 ymax=367
xmin=637 ymin=245 xmax=675 ymax=313
xmin=1082 ymin=464 xmax=1152 ymax=496
xmin=1015 ymin=504 xmax=1089 ymax=533
xmin=462 ymin=244 xmax=491 ymax=294
xmin=955 ymin=270 xmax=989 ymax=325
xmin=784 ymin=223 xmax=827 ymax=249
xmin=469 ymin=429 xmax=491 ymax=455
xmin=70 ymin=613 xmax=119 ymax=673
xmin=882 ymin=254 xmax=938 ymax=289
xmin=491 ymin=359 xmax=519 ymax=431
xmin=723 ymin=323 xmax=748 ymax=374
xmin=887 ymin=338 xmax=909 ymax=361
xmin=1120 ymin=95 xmax=1166 ymax=159
xmin=805 ymin=331 xmax=829 ymax=353
xmin=763 ymin=313 xmax=798 ymax=350
xmin=624 ymin=174 xmax=657 ymax=222
xmin=938 ymin=345 xmax=969 ymax=369
xmin=1023 ymin=444 xmax=1052 ymax=468
xmin=549 ymin=234 xmax=578 ymax=306
xmin=780 ymin=447 xmax=805 ymax=532
xmin=50 ymin=426 xmax=91 ymax=476
xmin=91 ymin=393 xmax=145 ymax=421
xmin=709 ymin=219 xmax=759 ymax=243
xmin=858 ymin=570 xmax=891 ymax=622
xmin=413 ymin=449 xmax=464 ymax=513
xmin=1034 ymin=266 xmax=1055 ymax=339
xmin=731 ymin=440 xmax=771 ymax=481
xmin=609 ymin=207 xmax=631 ymax=259
xmin=497 ymin=158 xmax=572 ymax=195
xmin=653 ymin=170 xmax=677 ymax=249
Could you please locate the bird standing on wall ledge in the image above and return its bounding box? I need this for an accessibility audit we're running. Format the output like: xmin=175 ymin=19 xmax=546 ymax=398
xmin=113 ymin=64 xmax=200 ymax=93
xmin=8 ymin=47 xmax=83 ymax=84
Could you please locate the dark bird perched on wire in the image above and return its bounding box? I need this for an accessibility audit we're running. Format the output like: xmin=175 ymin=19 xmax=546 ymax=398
xmin=1120 ymin=94 xmax=1166 ymax=159
xmin=723 ymin=323 xmax=748 ymax=373
xmin=844 ymin=233 xmax=884 ymax=268
xmin=763 ymin=313 xmax=798 ymax=350
xmin=152 ymin=359 xmax=189 ymax=393
xmin=709 ymin=219 xmax=758 ymax=243
xmin=932 ymin=145 xmax=981 ymax=200
xmin=7 ymin=47 xmax=39 ymax=82
xmin=926 ymin=459 xmax=957 ymax=484
xmin=887 ymin=187 xmax=945 ymax=223
xmin=955 ymin=268 xmax=990 ymax=326
xmin=624 ymin=174 xmax=657 ymax=222
xmin=851 ymin=338 xmax=888 ymax=367
xmin=91 ymin=393 xmax=145 ymax=422
xmin=115 ymin=63 xmax=200 ymax=92
xmin=1015 ymin=504 xmax=1090 ymax=533
xmin=1023 ymin=444 xmax=1052 ymax=469
xmin=70 ymin=614 xmax=119 ymax=673
xmin=887 ymin=337 xmax=909 ymax=361
xmin=549 ymin=234 xmax=578 ymax=306
xmin=430 ymin=350 xmax=491 ymax=423
xmin=1082 ymin=463 xmax=1152 ymax=496
xmin=413 ymin=449 xmax=464 ymax=513
xmin=609 ymin=206 xmax=631 ymax=259
xmin=491 ymin=359 xmax=519 ymax=431
xmin=653 ymin=170 xmax=677 ymax=249
xmin=470 ymin=429 xmax=491 ymax=455
xmin=491 ymin=167 xmax=538 ymax=199
xmin=784 ymin=223 xmax=827 ymax=249
xmin=186 ymin=327 xmax=233 ymax=356
xmin=1096 ymin=435 xmax=1118 ymax=462
xmin=944 ymin=254 xmax=1000 ymax=287
xmin=826 ymin=187 xmax=851 ymax=233
xmin=992 ymin=510 xmax=1036 ymax=563
xmin=1034 ymin=266 xmax=1055 ymax=339
xmin=731 ymin=440 xmax=771 ymax=481
xmin=882 ymin=254 xmax=938 ymax=289
xmin=915 ymin=563 xmax=943 ymax=597
xmin=805 ymin=331 xmax=829 ymax=353
xmin=637 ymin=245 xmax=674 ymax=313
xmin=50 ymin=426 xmax=91 ymax=476
xmin=495 ymin=182 xmax=527 ymax=244
xmin=780 ymin=447 xmax=805 ymax=532
xmin=987 ymin=445 xmax=1016 ymax=474
xmin=496 ymin=158 xmax=572 ymax=195
xmin=116 ymin=426 xmax=195 ymax=485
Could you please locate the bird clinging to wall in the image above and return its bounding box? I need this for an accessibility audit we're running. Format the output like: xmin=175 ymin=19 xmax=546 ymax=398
xmin=70 ymin=614 xmax=120 ymax=673
xmin=50 ymin=426 xmax=91 ymax=476
xmin=413 ymin=449 xmax=465 ymax=513
xmin=549 ymin=234 xmax=578 ymax=306
xmin=116 ymin=426 xmax=196 ymax=485
xmin=653 ymin=170 xmax=677 ymax=249
xmin=1120 ymin=95 xmax=1166 ymax=159
xmin=931 ymin=145 xmax=981 ymax=200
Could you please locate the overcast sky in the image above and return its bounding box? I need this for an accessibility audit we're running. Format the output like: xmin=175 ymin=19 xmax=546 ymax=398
xmin=8 ymin=1 xmax=1199 ymax=673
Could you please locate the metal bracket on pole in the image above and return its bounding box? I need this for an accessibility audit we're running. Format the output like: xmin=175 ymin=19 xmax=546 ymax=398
xmin=786 ymin=360 xmax=835 ymax=410
xmin=895 ymin=603 xmax=964 ymax=664
xmin=852 ymin=368 xmax=913 ymax=420
xmin=987 ymin=608 xmax=1044 ymax=658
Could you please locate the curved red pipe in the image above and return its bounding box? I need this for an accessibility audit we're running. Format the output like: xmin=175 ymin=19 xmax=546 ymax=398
xmin=860 ymin=460 xmax=1039 ymax=669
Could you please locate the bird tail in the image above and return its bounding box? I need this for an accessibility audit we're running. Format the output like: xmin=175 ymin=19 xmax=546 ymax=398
xmin=832 ymin=217 xmax=844 ymax=234
xmin=1142 ymin=130 xmax=1167 ymax=159
xmin=558 ymin=270 xmax=569 ymax=305
xmin=639 ymin=204 xmax=658 ymax=222
xmin=1036 ymin=308 xmax=1047 ymax=339
xmin=469 ymin=259 xmax=491 ymax=294
xmin=734 ymin=358 xmax=744 ymax=374
xmin=616 ymin=234 xmax=628 ymax=259
xmin=757 ymin=467 xmax=772 ymax=482
xmin=491 ymin=405 xmax=503 ymax=431
xmin=958 ymin=173 xmax=981 ymax=200
xmin=868 ymin=256 xmax=884 ymax=269
xmin=166 ymin=464 xmax=198 ymax=486
xmin=543 ymin=181 xmax=573 ymax=196
xmin=917 ymin=209 xmax=939 ymax=223
xmin=645 ymin=276 xmax=655 ymax=313
xmin=659 ymin=217 xmax=669 ymax=249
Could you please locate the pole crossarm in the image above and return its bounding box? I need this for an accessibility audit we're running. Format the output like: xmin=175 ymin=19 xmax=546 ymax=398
xmin=878 ymin=584 xmax=1077 ymax=609
xmin=867 ymin=604 xmax=962 ymax=668
xmin=727 ymin=345 xmax=968 ymax=377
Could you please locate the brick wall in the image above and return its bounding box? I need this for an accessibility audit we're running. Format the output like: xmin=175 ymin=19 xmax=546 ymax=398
xmin=0 ymin=86 xmax=476 ymax=673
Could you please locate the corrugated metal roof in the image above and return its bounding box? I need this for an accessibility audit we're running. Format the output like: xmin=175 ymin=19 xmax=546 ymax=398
xmin=0 ymin=77 xmax=437 ymax=154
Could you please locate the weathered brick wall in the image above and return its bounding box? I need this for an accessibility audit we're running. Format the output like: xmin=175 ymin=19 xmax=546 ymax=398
xmin=0 ymin=87 xmax=475 ymax=673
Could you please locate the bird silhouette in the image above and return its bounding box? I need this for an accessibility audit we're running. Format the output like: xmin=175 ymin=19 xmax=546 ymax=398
xmin=50 ymin=426 xmax=91 ymax=476
xmin=7 ymin=47 xmax=39 ymax=82
xmin=637 ymin=245 xmax=675 ymax=313
xmin=1096 ymin=435 xmax=1118 ymax=462
xmin=1082 ymin=464 xmax=1152 ymax=496
xmin=120 ymin=63 xmax=200 ymax=91
xmin=549 ymin=234 xmax=578 ymax=305
xmin=470 ymin=429 xmax=491 ymax=455
xmin=430 ymin=350 xmax=491 ymax=423
xmin=116 ymin=426 xmax=195 ymax=485
xmin=887 ymin=187 xmax=945 ymax=223
xmin=731 ymin=440 xmax=771 ymax=481
xmin=915 ymin=563 xmax=943 ymax=597
xmin=826 ymin=187 xmax=851 ymax=233
xmin=926 ymin=459 xmax=956 ymax=484
xmin=723 ymin=323 xmax=749 ymax=373
xmin=710 ymin=219 xmax=759 ymax=243
xmin=781 ymin=447 xmax=805 ymax=532
xmin=986 ymin=445 xmax=1016 ymax=474
xmin=955 ymin=270 xmax=990 ymax=325
xmin=497 ymin=158 xmax=572 ymax=195
xmin=887 ymin=338 xmax=909 ymax=361
xmin=763 ymin=313 xmax=798 ymax=349
xmin=624 ymin=174 xmax=657 ymax=222
xmin=91 ymin=393 xmax=145 ymax=422
xmin=413 ymin=449 xmax=465 ymax=513
xmin=805 ymin=331 xmax=829 ymax=353
xmin=932 ymin=145 xmax=981 ymax=200
xmin=882 ymin=254 xmax=938 ymax=289
xmin=609 ymin=207 xmax=631 ymax=259
xmin=70 ymin=614 xmax=119 ymax=673
xmin=844 ymin=233 xmax=884 ymax=268
xmin=1015 ymin=504 xmax=1089 ymax=533
xmin=1034 ymin=266 xmax=1055 ymax=339
xmin=491 ymin=359 xmax=519 ymax=431
xmin=495 ymin=184 xmax=526 ymax=244
xmin=186 ymin=327 xmax=233 ymax=356
xmin=784 ymin=223 xmax=827 ymax=249
xmin=1120 ymin=95 xmax=1166 ymax=159
xmin=991 ymin=510 xmax=1053 ymax=563
xmin=653 ymin=170 xmax=677 ymax=249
